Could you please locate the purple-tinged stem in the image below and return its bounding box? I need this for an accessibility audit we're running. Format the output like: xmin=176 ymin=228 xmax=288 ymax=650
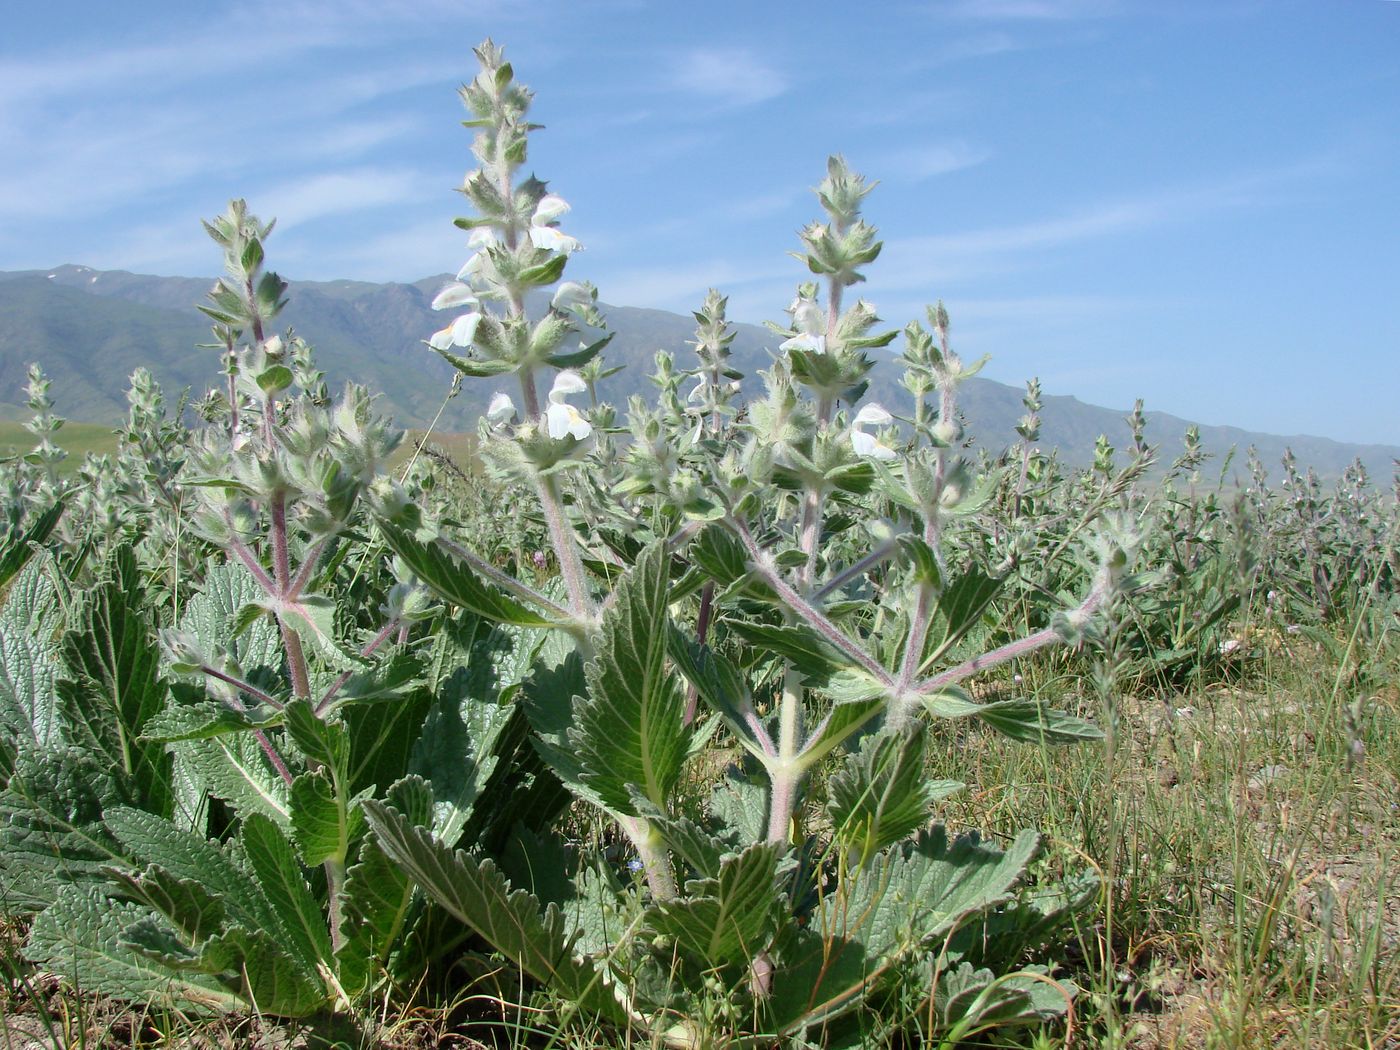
xmin=315 ymin=619 xmax=401 ymax=715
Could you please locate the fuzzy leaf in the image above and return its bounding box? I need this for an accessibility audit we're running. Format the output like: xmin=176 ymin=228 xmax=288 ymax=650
xmin=361 ymin=800 xmax=606 ymax=1008
xmin=843 ymin=828 xmax=1040 ymax=961
xmin=25 ymin=885 xmax=235 ymax=1008
xmin=644 ymin=842 xmax=781 ymax=968
xmin=335 ymin=776 xmax=433 ymax=997
xmin=827 ymin=728 xmax=959 ymax=866
xmin=571 ymin=542 xmax=687 ymax=814
xmin=666 ymin=629 xmax=768 ymax=759
xmin=56 ymin=546 xmax=172 ymax=815
xmin=238 ymin=813 xmax=334 ymax=979
xmin=378 ymin=522 xmax=560 ymax=627
xmin=975 ymin=699 xmax=1104 ymax=744
xmin=0 ymin=621 xmax=60 ymax=748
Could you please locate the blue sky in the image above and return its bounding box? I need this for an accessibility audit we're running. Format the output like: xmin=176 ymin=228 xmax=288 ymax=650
xmin=2 ymin=1 xmax=1397 ymax=445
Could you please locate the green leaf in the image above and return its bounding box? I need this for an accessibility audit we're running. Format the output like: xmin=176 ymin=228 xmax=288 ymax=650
xmin=103 ymin=807 xmax=280 ymax=934
xmin=0 ymin=746 xmax=129 ymax=908
xmin=843 ymin=827 xmax=1040 ymax=961
xmin=644 ymin=842 xmax=781 ymax=968
xmin=665 ymin=629 xmax=768 ymax=760
xmin=25 ymin=886 xmax=235 ymax=1008
xmin=142 ymin=700 xmax=282 ymax=743
xmin=572 ymin=542 xmax=687 ymax=814
xmin=105 ymin=865 xmax=228 ymax=944
xmin=282 ymin=699 xmax=349 ymax=776
xmin=168 ymin=731 xmax=290 ymax=825
xmin=0 ymin=500 xmax=63 ymax=590
xmin=378 ymin=521 xmax=560 ymax=627
xmin=178 ymin=561 xmax=281 ymax=677
xmin=722 ymin=618 xmax=849 ymax=685
xmin=239 ymin=813 xmax=334 ymax=979
xmin=826 ymin=727 xmax=960 ymax=867
xmin=0 ymin=620 xmax=61 ymax=748
xmin=547 ymin=333 xmax=613 ymax=368
xmin=255 ymin=364 xmax=293 ymax=394
xmin=361 ymin=800 xmax=608 ymax=1009
xmin=56 ymin=546 xmax=171 ymax=815
xmin=975 ymin=699 xmax=1104 ymax=744
xmin=410 ymin=614 xmax=535 ymax=845
xmin=336 ymin=776 xmax=432 ymax=996
xmin=289 ymin=770 xmax=356 ymax=866
xmin=922 ymin=569 xmax=1004 ymax=668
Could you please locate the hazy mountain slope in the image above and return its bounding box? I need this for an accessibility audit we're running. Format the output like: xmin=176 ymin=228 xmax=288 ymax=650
xmin=1 ymin=265 xmax=1395 ymax=480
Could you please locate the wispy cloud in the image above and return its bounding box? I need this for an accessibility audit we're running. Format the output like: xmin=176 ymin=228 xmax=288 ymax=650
xmin=254 ymin=169 xmax=431 ymax=230
xmin=668 ymin=48 xmax=788 ymax=106
xmin=943 ymin=0 xmax=1118 ymax=20
xmin=879 ymin=141 xmax=990 ymax=182
xmin=876 ymin=160 xmax=1341 ymax=289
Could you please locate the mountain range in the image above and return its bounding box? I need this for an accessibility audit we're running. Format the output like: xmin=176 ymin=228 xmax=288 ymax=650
xmin=1 ymin=264 xmax=1396 ymax=482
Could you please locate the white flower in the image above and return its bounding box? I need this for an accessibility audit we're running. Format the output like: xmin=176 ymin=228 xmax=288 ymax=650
xmin=551 ymin=281 xmax=592 ymax=311
xmin=788 ymin=297 xmax=825 ymax=336
xmin=687 ymin=377 xmax=708 ymax=404
xmin=532 ymin=194 xmax=571 ymax=225
xmin=529 ymin=226 xmax=582 ymax=254
xmin=779 ymin=332 xmax=826 ymax=355
xmin=428 ymin=311 xmax=482 ymax=351
xmin=486 ymin=392 xmax=516 ymax=425
xmin=545 ymin=370 xmax=591 ymax=440
xmin=1219 ymin=638 xmax=1242 ymax=655
xmin=431 ymin=282 xmax=478 ymax=311
xmin=456 ymin=252 xmax=487 ymax=281
xmin=467 ymin=227 xmax=500 ymax=249
xmin=851 ymin=403 xmax=898 ymax=461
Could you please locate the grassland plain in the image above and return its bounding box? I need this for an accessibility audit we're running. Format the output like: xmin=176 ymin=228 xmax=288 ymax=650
xmin=1 ymin=609 xmax=1395 ymax=1049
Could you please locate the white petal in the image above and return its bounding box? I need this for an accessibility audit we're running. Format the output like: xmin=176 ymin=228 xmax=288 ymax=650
xmin=467 ymin=227 xmax=500 ymax=249
xmin=854 ymin=403 xmax=894 ymax=427
xmin=486 ymin=392 xmax=516 ymax=423
xmin=529 ymin=226 xmax=582 ymax=253
xmin=851 ymin=430 xmax=898 ymax=460
xmin=428 ymin=326 xmax=455 ymax=350
xmin=450 ymin=311 xmax=482 ymax=347
xmin=548 ymin=369 xmax=588 ymax=402
xmin=431 ymin=282 xmax=478 ymax=311
xmin=779 ymin=333 xmax=826 ymax=355
xmin=532 ymin=194 xmax=571 ymax=225
xmin=456 ymin=252 xmax=486 ymax=280
xmin=551 ymin=281 xmax=592 ymax=311
xmin=792 ymin=300 xmax=825 ymax=336
xmin=546 ymin=402 xmax=592 ymax=440
xmin=687 ymin=378 xmax=708 ymax=403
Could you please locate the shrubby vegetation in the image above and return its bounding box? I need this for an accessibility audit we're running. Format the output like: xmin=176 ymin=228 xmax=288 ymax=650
xmin=0 ymin=40 xmax=1395 ymax=1050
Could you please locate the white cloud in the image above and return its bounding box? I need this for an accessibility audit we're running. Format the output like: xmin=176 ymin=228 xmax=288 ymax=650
xmin=254 ymin=169 xmax=431 ymax=230
xmin=669 ymin=48 xmax=788 ymax=106
xmin=880 ymin=141 xmax=990 ymax=182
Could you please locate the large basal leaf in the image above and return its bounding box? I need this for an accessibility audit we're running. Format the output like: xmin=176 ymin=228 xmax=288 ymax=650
xmin=571 ymin=542 xmax=687 ymax=814
xmin=378 ymin=521 xmax=561 ymax=627
xmin=826 ymin=727 xmax=961 ymax=867
xmin=106 ymin=864 xmax=228 ymax=944
xmin=410 ymin=613 xmax=535 ymax=846
xmin=0 ymin=621 xmax=60 ymax=749
xmin=56 ymin=546 xmax=172 ymax=816
xmin=336 ymin=776 xmax=434 ymax=997
xmin=169 ymin=731 xmax=291 ymax=826
xmin=196 ymin=924 xmax=329 ymax=1017
xmin=643 ymin=842 xmax=781 ymax=969
xmin=933 ymin=962 xmax=1072 ymax=1034
xmin=289 ymin=770 xmax=360 ymax=866
xmin=362 ymin=799 xmax=607 ymax=1011
xmin=0 ymin=547 xmax=65 ymax=643
xmin=103 ymin=808 xmax=281 ymax=936
xmin=238 ymin=813 xmax=334 ymax=981
xmin=0 ymin=746 xmax=130 ymax=911
xmin=842 ymin=827 xmax=1040 ymax=963
xmin=25 ymin=885 xmax=236 ymax=1009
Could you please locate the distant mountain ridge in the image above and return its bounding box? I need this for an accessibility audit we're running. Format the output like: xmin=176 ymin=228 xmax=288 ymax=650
xmin=2 ymin=264 xmax=1396 ymax=481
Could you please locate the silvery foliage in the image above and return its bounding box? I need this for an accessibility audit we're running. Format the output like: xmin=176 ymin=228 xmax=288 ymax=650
xmin=361 ymin=40 xmax=1129 ymax=1047
xmin=7 ymin=201 xmax=565 ymax=1021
